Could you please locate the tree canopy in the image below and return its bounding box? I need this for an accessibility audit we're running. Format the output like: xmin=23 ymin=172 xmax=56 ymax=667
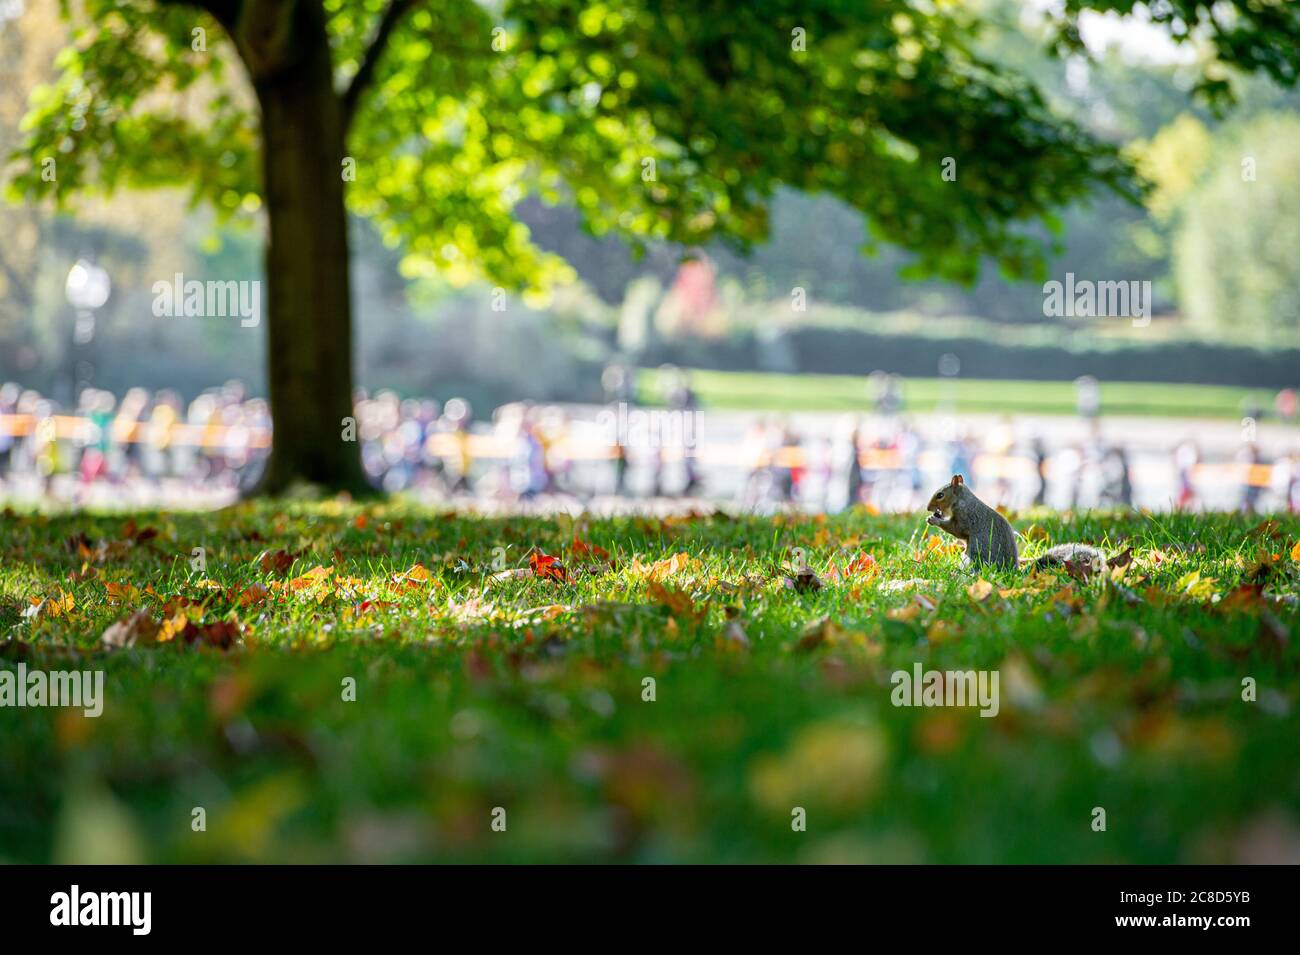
xmin=10 ymin=0 xmax=1149 ymax=289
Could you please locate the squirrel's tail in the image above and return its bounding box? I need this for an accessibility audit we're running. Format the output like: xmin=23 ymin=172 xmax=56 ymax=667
xmin=1032 ymin=543 xmax=1107 ymax=571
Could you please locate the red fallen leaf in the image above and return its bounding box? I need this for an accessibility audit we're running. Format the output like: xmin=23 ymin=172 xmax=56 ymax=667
xmin=846 ymin=552 xmax=878 ymax=578
xmin=352 ymin=514 xmax=369 ymax=530
xmin=529 ymin=551 xmax=568 ymax=582
xmin=570 ymin=537 xmax=611 ymax=563
xmin=1217 ymin=584 xmax=1265 ymax=615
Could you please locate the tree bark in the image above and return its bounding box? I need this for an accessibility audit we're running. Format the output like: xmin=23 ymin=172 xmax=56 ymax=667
xmin=247 ymin=1 xmax=370 ymax=496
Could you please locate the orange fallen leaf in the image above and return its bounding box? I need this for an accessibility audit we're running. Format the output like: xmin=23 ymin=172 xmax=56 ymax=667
xmin=392 ymin=563 xmax=435 ymax=589
xmin=570 ymin=537 xmax=611 ymax=563
xmin=238 ymin=583 xmax=269 ymax=607
xmin=103 ymin=581 xmax=141 ymax=604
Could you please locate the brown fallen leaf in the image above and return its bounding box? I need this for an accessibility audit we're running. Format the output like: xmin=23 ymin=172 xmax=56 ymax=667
xmin=258 ymin=549 xmax=299 ymax=575
xmin=181 ymin=619 xmax=241 ymax=650
xmin=647 ymin=580 xmax=705 ymax=624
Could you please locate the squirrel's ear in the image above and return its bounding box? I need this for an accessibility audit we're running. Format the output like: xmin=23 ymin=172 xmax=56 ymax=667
xmin=951 ymin=474 xmax=963 ymax=486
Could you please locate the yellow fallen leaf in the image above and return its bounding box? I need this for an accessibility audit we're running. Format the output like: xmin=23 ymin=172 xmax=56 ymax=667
xmin=641 ymin=552 xmax=701 ymax=582
xmin=290 ymin=565 xmax=333 ymax=591
xmin=966 ymin=579 xmax=994 ymax=602
xmin=158 ymin=612 xmax=190 ymax=643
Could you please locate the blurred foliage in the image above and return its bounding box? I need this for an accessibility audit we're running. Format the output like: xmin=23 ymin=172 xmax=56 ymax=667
xmin=1172 ymin=112 xmax=1300 ymax=339
xmin=9 ymin=0 xmax=1148 ymax=296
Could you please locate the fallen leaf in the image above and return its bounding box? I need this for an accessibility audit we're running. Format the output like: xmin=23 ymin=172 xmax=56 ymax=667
xmin=647 ymin=580 xmax=704 ymax=623
xmin=571 ymin=537 xmax=611 ymax=563
xmin=290 ymin=565 xmax=333 ymax=591
xmin=639 ymin=552 xmax=700 ymax=581
xmin=238 ymin=583 xmax=269 ymax=607
xmin=966 ymin=578 xmax=994 ymax=602
xmin=258 ymin=549 xmax=298 ymax=575
xmin=529 ymin=551 xmax=568 ymax=583
xmin=103 ymin=581 xmax=141 ymax=605
xmin=101 ymin=609 xmax=160 ymax=649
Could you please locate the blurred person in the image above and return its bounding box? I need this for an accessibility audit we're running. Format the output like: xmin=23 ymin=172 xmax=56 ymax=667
xmin=1030 ymin=435 xmax=1049 ymax=507
xmin=1099 ymin=444 xmax=1133 ymax=508
xmin=1276 ymin=388 xmax=1297 ymax=423
xmin=0 ymin=382 xmax=19 ymax=480
xmin=843 ymin=421 xmax=865 ymax=509
xmin=1174 ymin=440 xmax=1200 ymax=510
xmin=1074 ymin=375 xmax=1100 ymax=420
xmin=1237 ymin=441 xmax=1266 ymax=514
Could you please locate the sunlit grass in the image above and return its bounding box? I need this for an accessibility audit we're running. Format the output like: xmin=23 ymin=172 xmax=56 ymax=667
xmin=1 ymin=503 xmax=1298 ymax=862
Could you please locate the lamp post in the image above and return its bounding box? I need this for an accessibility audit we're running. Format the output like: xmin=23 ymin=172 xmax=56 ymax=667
xmin=64 ymin=258 xmax=111 ymax=405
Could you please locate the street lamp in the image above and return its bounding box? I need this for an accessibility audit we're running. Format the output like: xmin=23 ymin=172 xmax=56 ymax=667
xmin=64 ymin=258 xmax=110 ymax=403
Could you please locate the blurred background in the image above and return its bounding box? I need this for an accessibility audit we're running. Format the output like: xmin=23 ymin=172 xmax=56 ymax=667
xmin=1 ymin=0 xmax=1298 ymax=512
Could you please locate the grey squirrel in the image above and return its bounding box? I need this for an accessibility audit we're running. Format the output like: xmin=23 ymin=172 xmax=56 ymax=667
xmin=925 ymin=474 xmax=1107 ymax=572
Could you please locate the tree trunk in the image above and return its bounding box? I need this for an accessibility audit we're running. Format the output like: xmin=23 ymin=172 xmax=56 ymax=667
xmin=248 ymin=6 xmax=369 ymax=496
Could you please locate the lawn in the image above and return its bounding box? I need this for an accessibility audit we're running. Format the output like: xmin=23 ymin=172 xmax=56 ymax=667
xmin=1 ymin=503 xmax=1298 ymax=863
xmin=639 ymin=368 xmax=1276 ymax=419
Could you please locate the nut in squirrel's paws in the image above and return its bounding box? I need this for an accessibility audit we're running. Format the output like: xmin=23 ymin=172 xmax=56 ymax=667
xmin=927 ymin=510 xmax=944 ymax=526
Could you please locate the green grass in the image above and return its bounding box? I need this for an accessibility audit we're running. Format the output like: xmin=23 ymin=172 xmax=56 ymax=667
xmin=639 ymin=368 xmax=1275 ymax=418
xmin=1 ymin=503 xmax=1298 ymax=863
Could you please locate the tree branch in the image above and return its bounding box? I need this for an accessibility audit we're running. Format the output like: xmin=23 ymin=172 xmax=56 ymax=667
xmin=341 ymin=0 xmax=420 ymax=134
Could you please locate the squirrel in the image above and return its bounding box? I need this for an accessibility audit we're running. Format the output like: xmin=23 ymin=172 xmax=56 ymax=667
xmin=925 ymin=474 xmax=1107 ymax=572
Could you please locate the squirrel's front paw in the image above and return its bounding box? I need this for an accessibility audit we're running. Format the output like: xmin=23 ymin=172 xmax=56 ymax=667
xmin=926 ymin=511 xmax=943 ymax=526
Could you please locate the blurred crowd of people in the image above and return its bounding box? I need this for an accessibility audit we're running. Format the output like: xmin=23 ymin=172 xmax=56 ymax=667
xmin=2 ymin=373 xmax=1299 ymax=513
xmin=0 ymin=381 xmax=269 ymax=501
